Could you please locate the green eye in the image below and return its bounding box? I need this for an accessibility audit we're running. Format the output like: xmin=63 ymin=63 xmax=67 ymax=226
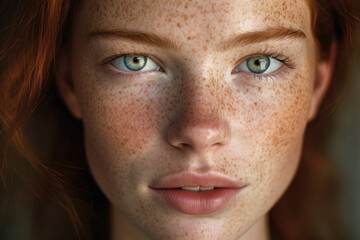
xmin=124 ymin=55 xmax=147 ymax=71
xmin=234 ymin=55 xmax=283 ymax=75
xmin=246 ymin=56 xmax=270 ymax=73
xmin=111 ymin=54 xmax=161 ymax=72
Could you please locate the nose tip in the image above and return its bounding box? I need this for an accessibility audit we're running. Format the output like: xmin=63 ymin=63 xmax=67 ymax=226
xmin=167 ymin=116 xmax=231 ymax=153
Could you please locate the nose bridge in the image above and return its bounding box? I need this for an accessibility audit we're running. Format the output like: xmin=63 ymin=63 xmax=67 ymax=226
xmin=184 ymin=75 xmax=218 ymax=118
xmin=179 ymin=60 xmax=223 ymax=116
xmin=167 ymin=72 xmax=231 ymax=154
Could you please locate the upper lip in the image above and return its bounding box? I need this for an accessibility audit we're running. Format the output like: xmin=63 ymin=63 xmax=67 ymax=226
xmin=149 ymin=171 xmax=244 ymax=189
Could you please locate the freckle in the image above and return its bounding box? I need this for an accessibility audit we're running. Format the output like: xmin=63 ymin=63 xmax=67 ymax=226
xmin=182 ymin=14 xmax=188 ymax=20
xmin=177 ymin=22 xmax=181 ymax=28
xmin=187 ymin=36 xmax=191 ymax=40
xmin=258 ymin=87 xmax=261 ymax=92
xmin=254 ymin=102 xmax=258 ymax=106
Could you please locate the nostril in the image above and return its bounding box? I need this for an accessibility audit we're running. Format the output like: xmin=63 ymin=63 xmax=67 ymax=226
xmin=213 ymin=142 xmax=222 ymax=147
xmin=182 ymin=143 xmax=191 ymax=148
xmin=177 ymin=142 xmax=192 ymax=150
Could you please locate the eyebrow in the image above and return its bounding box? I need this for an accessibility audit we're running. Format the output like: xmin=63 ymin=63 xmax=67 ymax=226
xmin=218 ymin=27 xmax=306 ymax=51
xmin=88 ymin=26 xmax=306 ymax=51
xmin=88 ymin=29 xmax=182 ymax=50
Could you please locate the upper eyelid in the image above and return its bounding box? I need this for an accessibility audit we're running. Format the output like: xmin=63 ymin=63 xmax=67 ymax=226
xmin=233 ymin=52 xmax=292 ymax=68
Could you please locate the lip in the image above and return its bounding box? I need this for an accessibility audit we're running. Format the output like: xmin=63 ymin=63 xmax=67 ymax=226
xmin=149 ymin=172 xmax=247 ymax=215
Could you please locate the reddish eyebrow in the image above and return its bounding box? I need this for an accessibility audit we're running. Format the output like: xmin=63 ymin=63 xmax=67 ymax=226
xmin=88 ymin=29 xmax=182 ymax=50
xmin=88 ymin=27 xmax=306 ymax=51
xmin=218 ymin=27 xmax=306 ymax=51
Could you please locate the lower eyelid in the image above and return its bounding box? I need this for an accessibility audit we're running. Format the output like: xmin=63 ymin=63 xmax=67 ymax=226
xmin=263 ymin=62 xmax=285 ymax=74
xmin=236 ymin=66 xmax=291 ymax=82
xmin=107 ymin=64 xmax=160 ymax=75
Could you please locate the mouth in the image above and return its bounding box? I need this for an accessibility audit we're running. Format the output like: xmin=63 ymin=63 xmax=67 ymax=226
xmin=171 ymin=186 xmax=217 ymax=191
xmin=149 ymin=172 xmax=247 ymax=215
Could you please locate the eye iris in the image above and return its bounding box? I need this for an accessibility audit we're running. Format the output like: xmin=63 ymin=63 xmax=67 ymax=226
xmin=246 ymin=56 xmax=270 ymax=73
xmin=124 ymin=55 xmax=147 ymax=71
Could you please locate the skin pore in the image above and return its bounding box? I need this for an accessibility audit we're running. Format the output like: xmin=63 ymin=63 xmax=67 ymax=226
xmin=57 ymin=0 xmax=334 ymax=239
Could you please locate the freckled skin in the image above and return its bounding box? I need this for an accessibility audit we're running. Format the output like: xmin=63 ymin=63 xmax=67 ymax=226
xmin=66 ymin=0 xmax=319 ymax=239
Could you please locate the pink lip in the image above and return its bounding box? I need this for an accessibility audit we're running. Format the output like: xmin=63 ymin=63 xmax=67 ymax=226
xmin=149 ymin=172 xmax=247 ymax=215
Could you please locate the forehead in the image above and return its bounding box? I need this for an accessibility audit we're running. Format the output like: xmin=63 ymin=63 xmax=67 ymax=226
xmin=76 ymin=0 xmax=311 ymax=45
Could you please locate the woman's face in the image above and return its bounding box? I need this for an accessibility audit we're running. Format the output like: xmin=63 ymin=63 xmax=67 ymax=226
xmin=61 ymin=0 xmax=327 ymax=239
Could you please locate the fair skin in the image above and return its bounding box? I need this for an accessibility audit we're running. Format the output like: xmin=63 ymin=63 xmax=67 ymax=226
xmin=57 ymin=0 xmax=335 ymax=239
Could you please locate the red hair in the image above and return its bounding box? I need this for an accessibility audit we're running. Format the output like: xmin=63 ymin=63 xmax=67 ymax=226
xmin=0 ymin=1 xmax=84 ymax=238
xmin=0 ymin=0 xmax=359 ymax=239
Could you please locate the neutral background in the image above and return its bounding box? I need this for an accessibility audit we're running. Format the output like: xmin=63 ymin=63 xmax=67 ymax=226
xmin=328 ymin=29 xmax=360 ymax=239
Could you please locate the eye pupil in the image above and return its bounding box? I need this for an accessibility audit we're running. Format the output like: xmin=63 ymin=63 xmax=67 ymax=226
xmin=124 ymin=55 xmax=147 ymax=71
xmin=246 ymin=56 xmax=270 ymax=73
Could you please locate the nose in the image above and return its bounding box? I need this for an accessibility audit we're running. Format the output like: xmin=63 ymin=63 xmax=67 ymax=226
xmin=167 ymin=117 xmax=231 ymax=153
xmin=167 ymin=86 xmax=231 ymax=154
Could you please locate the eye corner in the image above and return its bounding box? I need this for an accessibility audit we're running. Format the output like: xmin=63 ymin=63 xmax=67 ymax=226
xmin=158 ymin=66 xmax=166 ymax=73
xmin=100 ymin=54 xmax=121 ymax=66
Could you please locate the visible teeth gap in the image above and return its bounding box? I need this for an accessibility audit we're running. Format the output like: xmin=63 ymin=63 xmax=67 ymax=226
xmin=180 ymin=186 xmax=215 ymax=191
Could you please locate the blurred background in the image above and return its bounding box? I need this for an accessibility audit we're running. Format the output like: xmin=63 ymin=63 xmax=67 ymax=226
xmin=327 ymin=29 xmax=360 ymax=239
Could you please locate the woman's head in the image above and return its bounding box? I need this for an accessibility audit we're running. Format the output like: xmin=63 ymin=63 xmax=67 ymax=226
xmin=55 ymin=0 xmax=336 ymax=239
xmin=0 ymin=0 xmax=359 ymax=239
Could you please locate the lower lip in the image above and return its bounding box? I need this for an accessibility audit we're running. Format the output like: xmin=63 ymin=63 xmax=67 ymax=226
xmin=149 ymin=187 xmax=244 ymax=215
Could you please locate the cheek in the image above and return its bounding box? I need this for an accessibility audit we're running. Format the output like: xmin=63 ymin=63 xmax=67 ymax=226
xmin=219 ymin=69 xmax=313 ymax=192
xmin=260 ymin=81 xmax=311 ymax=147
xmin=100 ymin=91 xmax=157 ymax=156
xmin=77 ymin=78 xmax=170 ymax=200
xmin=235 ymin=72 xmax=312 ymax=150
xmin=236 ymin=72 xmax=313 ymax=203
xmin=81 ymin=83 xmax=166 ymax=160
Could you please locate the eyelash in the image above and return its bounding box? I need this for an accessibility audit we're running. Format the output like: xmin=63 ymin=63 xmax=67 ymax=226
xmin=101 ymin=50 xmax=295 ymax=81
xmin=236 ymin=50 xmax=295 ymax=82
xmin=248 ymin=51 xmax=294 ymax=69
